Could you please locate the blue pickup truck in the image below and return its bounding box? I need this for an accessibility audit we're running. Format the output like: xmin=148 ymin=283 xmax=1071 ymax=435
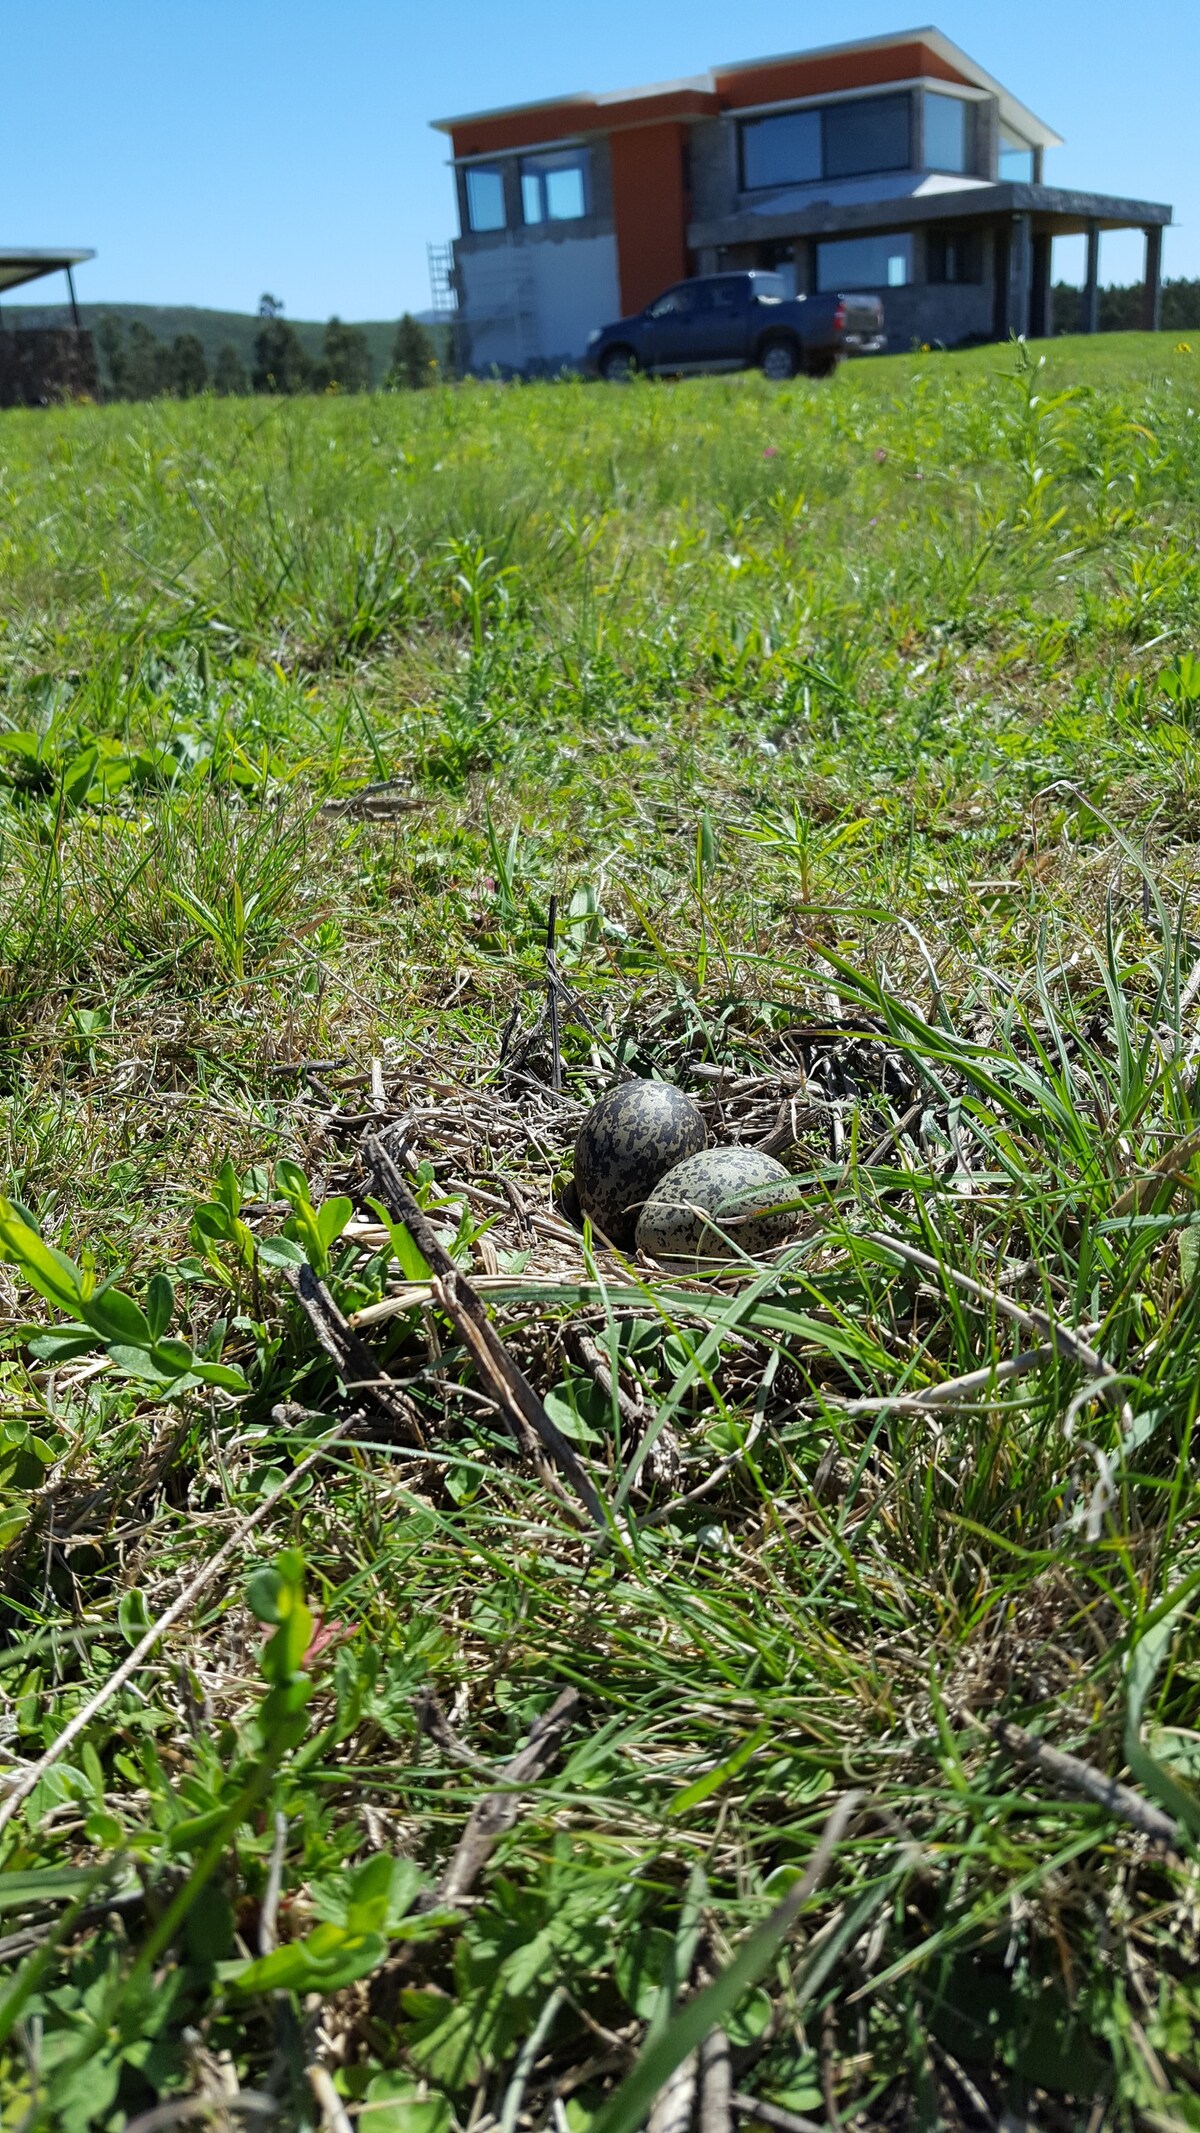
xmin=584 ymin=270 xmax=884 ymax=383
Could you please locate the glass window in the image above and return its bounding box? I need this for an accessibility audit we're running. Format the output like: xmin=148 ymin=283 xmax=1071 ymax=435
xmin=466 ymin=166 xmax=506 ymax=233
xmin=816 ymin=233 xmax=912 ymax=291
xmin=927 ymin=229 xmax=981 ymax=283
xmin=520 ymin=150 xmax=588 ymax=225
xmin=925 ymin=92 xmax=968 ymax=173
xmin=741 ymin=109 xmax=821 ymax=189
xmin=647 ymin=284 xmax=697 ymax=318
xmin=823 ymin=94 xmax=911 ymax=178
xmin=740 ymin=93 xmax=912 ymax=191
xmin=999 ymin=129 xmax=1034 ymax=182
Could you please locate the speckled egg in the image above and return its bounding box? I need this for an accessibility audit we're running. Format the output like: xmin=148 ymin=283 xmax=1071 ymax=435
xmin=635 ymin=1148 xmax=797 ymax=1262
xmin=574 ymin=1082 xmax=707 ymax=1248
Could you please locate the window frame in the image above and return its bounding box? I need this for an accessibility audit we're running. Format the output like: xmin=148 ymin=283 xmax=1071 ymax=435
xmin=924 ymin=90 xmax=970 ymax=175
xmin=739 ymin=91 xmax=912 ymax=193
xmin=464 ymin=164 xmax=507 ymax=235
xmin=519 ymin=147 xmax=590 ymax=227
xmin=998 ymin=127 xmax=1035 ymax=183
xmin=926 ymin=228 xmax=982 ymax=285
xmin=814 ymin=231 xmax=914 ymax=293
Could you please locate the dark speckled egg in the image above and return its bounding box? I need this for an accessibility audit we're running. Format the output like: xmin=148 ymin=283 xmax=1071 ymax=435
xmin=635 ymin=1148 xmax=797 ymax=1263
xmin=574 ymin=1082 xmax=707 ymax=1248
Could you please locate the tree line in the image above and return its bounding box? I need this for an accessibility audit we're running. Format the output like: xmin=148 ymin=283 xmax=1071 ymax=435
xmin=96 ymin=296 xmax=442 ymax=402
xmin=1052 ymin=277 xmax=1200 ymax=334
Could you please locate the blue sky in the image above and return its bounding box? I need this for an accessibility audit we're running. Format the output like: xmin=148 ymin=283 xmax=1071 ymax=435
xmin=5 ymin=1 xmax=1195 ymax=320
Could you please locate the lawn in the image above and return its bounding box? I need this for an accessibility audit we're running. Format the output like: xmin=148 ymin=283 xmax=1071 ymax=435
xmin=3 ymin=332 xmax=1200 ymax=2130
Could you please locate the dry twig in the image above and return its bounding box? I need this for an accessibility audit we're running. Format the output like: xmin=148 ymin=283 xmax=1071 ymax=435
xmin=435 ymin=1688 xmax=581 ymax=1907
xmin=989 ymin=1715 xmax=1181 ymax=1853
xmin=366 ymin=1136 xmax=609 ymax=1530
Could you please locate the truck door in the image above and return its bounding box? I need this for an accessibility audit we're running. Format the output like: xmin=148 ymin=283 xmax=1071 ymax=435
xmin=688 ymin=277 xmax=749 ymax=362
xmin=642 ymin=282 xmax=701 ymax=367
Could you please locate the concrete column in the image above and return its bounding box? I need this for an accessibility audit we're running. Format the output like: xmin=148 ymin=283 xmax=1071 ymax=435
xmin=1029 ymin=231 xmax=1052 ymax=337
xmin=977 ymin=97 xmax=999 ymax=180
xmin=1009 ymin=214 xmax=1031 ymax=338
xmin=1083 ymin=222 xmax=1100 ymax=333
xmin=992 ymin=219 xmax=1012 ymax=338
xmin=1142 ymin=224 xmax=1163 ymax=331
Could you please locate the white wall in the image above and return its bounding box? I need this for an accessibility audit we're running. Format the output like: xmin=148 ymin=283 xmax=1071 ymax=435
xmin=458 ymin=232 xmax=620 ymax=371
xmin=528 ymin=233 xmax=620 ymax=364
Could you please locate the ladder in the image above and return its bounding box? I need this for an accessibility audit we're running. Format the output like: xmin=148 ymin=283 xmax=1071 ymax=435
xmin=426 ymin=241 xmax=457 ymax=317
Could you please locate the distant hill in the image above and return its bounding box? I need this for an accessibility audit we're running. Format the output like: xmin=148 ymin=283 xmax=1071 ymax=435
xmin=2 ymin=303 xmax=446 ymax=383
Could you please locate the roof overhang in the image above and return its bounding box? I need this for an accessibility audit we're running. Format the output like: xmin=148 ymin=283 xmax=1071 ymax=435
xmin=689 ymin=183 xmax=1172 ymax=251
xmin=0 ymin=248 xmax=95 ymax=295
xmin=712 ymin=29 xmax=1062 ymax=148
xmin=432 ymin=26 xmax=1064 ymax=154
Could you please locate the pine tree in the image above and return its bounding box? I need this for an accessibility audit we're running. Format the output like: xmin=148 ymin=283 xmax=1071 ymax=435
xmin=96 ymin=316 xmax=128 ymax=399
xmin=252 ymin=294 xmax=311 ymax=394
xmin=125 ymin=321 xmax=173 ymax=400
xmin=319 ymin=316 xmax=372 ymax=393
xmin=214 ymin=344 xmax=249 ymax=396
xmin=389 ymin=313 xmax=437 ymax=390
xmin=169 ymin=333 xmax=208 ymax=397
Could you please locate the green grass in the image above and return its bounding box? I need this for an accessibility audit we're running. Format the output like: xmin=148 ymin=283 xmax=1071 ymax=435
xmin=3 ymin=331 xmax=1200 ymax=2129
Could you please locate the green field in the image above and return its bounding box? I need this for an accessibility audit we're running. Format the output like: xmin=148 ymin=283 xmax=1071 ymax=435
xmin=3 ymin=333 xmax=1200 ymax=2129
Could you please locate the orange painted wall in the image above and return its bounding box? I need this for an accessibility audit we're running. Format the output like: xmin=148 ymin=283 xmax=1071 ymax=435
xmin=450 ymin=88 xmax=716 ymax=159
xmin=609 ymin=122 xmax=690 ymax=314
xmin=715 ymin=41 xmax=969 ymax=109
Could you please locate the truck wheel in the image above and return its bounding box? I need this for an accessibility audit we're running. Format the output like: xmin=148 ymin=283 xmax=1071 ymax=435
xmin=760 ymin=338 xmax=799 ymax=382
xmin=600 ymin=346 xmax=638 ymax=382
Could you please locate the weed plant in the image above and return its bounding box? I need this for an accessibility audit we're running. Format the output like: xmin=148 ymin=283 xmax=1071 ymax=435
xmin=1 ymin=336 xmax=1200 ymax=2127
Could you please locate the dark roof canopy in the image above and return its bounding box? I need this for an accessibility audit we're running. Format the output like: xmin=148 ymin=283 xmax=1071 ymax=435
xmin=0 ymin=249 xmax=95 ymax=296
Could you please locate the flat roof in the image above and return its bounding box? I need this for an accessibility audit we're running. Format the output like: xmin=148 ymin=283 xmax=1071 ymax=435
xmin=432 ymin=26 xmax=1063 ymax=149
xmin=688 ymin=181 xmax=1172 ymax=251
xmin=0 ymin=248 xmax=95 ymax=296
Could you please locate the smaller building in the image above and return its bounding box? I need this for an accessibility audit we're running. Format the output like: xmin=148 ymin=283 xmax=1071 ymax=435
xmin=431 ymin=28 xmax=1171 ymax=373
xmin=0 ymin=248 xmax=96 ymax=406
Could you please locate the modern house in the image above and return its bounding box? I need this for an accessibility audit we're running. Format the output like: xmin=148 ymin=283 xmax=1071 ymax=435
xmin=0 ymin=248 xmax=96 ymax=405
xmin=430 ymin=27 xmax=1171 ymax=373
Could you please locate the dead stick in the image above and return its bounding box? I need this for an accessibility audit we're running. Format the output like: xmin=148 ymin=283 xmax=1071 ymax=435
xmin=989 ymin=1715 xmax=1181 ymax=1852
xmin=307 ymin=2064 xmax=353 ymax=2133
xmin=699 ymin=2030 xmax=733 ymax=2133
xmin=648 ymin=2053 xmax=698 ymax=2133
xmin=863 ymin=1231 xmax=1131 ymax=1423
xmin=436 ymin=1688 xmax=581 ymax=1907
xmin=547 ymin=894 xmax=562 ymax=1095
xmin=731 ymin=2096 xmax=823 ymax=2133
xmin=283 ymin=1262 xmax=425 ymax=1447
xmin=367 ymin=1137 xmax=609 ymax=1530
xmin=0 ymin=1422 xmax=354 ymax=1839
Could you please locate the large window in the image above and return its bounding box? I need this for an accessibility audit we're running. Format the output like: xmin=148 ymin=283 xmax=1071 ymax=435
xmin=927 ymin=229 xmax=981 ymax=283
xmin=741 ymin=108 xmax=820 ymax=189
xmin=925 ymin=92 xmax=969 ymax=173
xmin=999 ymin=128 xmax=1034 ymax=182
xmin=465 ymin=166 xmax=506 ymax=233
xmin=816 ymin=233 xmax=912 ymax=291
xmin=521 ymin=149 xmax=589 ymax=225
xmin=823 ymin=95 xmax=911 ymax=179
xmin=742 ymin=93 xmax=911 ymax=190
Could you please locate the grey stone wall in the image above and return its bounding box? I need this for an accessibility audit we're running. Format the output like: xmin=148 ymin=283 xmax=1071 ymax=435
xmin=689 ymin=117 xmax=738 ymax=222
xmin=876 ymin=278 xmax=994 ymax=349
